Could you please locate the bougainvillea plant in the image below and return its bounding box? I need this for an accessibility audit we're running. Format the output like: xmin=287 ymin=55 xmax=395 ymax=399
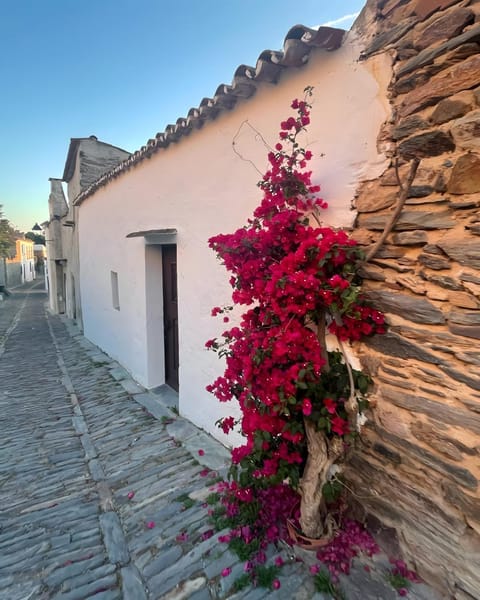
xmin=205 ymin=88 xmax=385 ymax=576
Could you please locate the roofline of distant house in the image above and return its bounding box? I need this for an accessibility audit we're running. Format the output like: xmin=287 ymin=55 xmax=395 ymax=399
xmin=63 ymin=136 xmax=131 ymax=183
xmin=72 ymin=24 xmax=346 ymax=207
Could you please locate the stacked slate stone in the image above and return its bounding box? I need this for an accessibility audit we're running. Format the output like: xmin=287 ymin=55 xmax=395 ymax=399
xmin=346 ymin=1 xmax=480 ymax=598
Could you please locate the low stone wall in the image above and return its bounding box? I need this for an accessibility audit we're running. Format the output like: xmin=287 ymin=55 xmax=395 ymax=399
xmin=6 ymin=262 xmax=23 ymax=288
xmin=348 ymin=1 xmax=480 ymax=598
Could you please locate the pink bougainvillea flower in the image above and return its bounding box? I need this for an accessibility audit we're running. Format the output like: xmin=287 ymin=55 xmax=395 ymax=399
xmin=218 ymin=534 xmax=231 ymax=543
xmin=323 ymin=397 xmax=336 ymax=414
xmin=221 ymin=567 xmax=232 ymax=577
xmin=274 ymin=556 xmax=284 ymax=567
xmin=198 ymin=449 xmax=205 ymax=456
xmin=199 ymin=468 xmax=209 ymax=477
xmin=302 ymin=398 xmax=312 ymax=416
xmin=176 ymin=531 xmax=188 ymax=542
xmin=127 ymin=491 xmax=135 ymax=500
xmin=398 ymin=589 xmax=408 ymax=597
xmin=243 ymin=560 xmax=253 ymax=572
xmin=146 ymin=521 xmax=155 ymax=529
xmin=220 ymin=416 xmax=235 ymax=434
xmin=309 ymin=564 xmax=320 ymax=574
xmin=272 ymin=580 xmax=281 ymax=589
xmin=331 ymin=416 xmax=349 ymax=436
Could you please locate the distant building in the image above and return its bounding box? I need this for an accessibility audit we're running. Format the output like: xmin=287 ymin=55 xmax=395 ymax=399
xmin=33 ymin=244 xmax=46 ymax=273
xmin=6 ymin=238 xmax=35 ymax=286
xmin=44 ymin=136 xmax=130 ymax=323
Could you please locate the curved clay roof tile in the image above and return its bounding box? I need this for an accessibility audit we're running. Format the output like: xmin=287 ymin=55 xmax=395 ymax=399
xmin=277 ymin=38 xmax=310 ymax=66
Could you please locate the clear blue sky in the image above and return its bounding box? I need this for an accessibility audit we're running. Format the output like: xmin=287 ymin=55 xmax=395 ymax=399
xmin=0 ymin=0 xmax=365 ymax=232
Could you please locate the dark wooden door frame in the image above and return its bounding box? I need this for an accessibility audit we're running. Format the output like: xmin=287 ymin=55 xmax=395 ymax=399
xmin=162 ymin=244 xmax=179 ymax=391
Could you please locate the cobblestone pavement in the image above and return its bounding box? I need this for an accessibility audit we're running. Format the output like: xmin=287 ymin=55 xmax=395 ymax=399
xmin=0 ymin=282 xmax=442 ymax=599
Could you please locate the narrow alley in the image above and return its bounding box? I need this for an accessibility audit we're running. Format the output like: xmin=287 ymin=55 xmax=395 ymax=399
xmin=0 ymin=283 xmax=440 ymax=600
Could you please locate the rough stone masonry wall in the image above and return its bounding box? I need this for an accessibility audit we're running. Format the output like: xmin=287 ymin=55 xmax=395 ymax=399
xmin=347 ymin=1 xmax=480 ymax=598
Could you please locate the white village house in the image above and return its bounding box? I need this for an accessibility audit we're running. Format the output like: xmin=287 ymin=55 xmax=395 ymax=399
xmin=46 ymin=2 xmax=480 ymax=595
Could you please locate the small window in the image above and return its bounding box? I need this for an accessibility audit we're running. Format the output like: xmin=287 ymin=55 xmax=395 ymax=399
xmin=111 ymin=271 xmax=120 ymax=310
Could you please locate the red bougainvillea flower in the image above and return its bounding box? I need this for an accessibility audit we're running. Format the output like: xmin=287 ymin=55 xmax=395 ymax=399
xmin=331 ymin=416 xmax=349 ymax=436
xmin=302 ymin=398 xmax=313 ymax=416
xmin=324 ymin=397 xmax=336 ymax=414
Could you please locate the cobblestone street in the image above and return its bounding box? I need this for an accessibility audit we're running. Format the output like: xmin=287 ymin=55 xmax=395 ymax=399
xmin=0 ymin=282 xmax=440 ymax=600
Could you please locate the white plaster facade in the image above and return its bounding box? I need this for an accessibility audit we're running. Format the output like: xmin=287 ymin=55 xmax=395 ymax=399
xmin=6 ymin=239 xmax=36 ymax=285
xmin=77 ymin=33 xmax=390 ymax=445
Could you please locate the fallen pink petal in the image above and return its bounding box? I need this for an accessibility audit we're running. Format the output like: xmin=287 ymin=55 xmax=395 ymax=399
xmin=146 ymin=521 xmax=155 ymax=529
xmin=201 ymin=529 xmax=214 ymax=540
xmin=221 ymin=567 xmax=232 ymax=577
xmin=198 ymin=449 xmax=205 ymax=456
xmin=127 ymin=491 xmax=135 ymax=500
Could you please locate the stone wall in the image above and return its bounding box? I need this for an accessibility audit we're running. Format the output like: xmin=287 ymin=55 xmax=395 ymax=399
xmin=348 ymin=1 xmax=480 ymax=597
xmin=5 ymin=261 xmax=23 ymax=288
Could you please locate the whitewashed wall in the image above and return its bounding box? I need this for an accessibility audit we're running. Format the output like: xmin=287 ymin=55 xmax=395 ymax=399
xmin=78 ymin=36 xmax=390 ymax=445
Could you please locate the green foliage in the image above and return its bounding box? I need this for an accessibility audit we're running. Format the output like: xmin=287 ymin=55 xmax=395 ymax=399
xmin=231 ymin=574 xmax=251 ymax=593
xmin=387 ymin=571 xmax=411 ymax=591
xmin=255 ymin=565 xmax=280 ymax=589
xmin=322 ymin=477 xmax=344 ymax=505
xmin=182 ymin=497 xmax=196 ymax=510
xmin=25 ymin=231 xmax=45 ymax=244
xmin=175 ymin=493 xmax=196 ymax=510
xmin=206 ymin=492 xmax=220 ymax=505
xmin=314 ymin=569 xmax=344 ymax=598
xmin=209 ymin=505 xmax=231 ymax=531
xmin=160 ymin=415 xmax=175 ymax=425
xmin=228 ymin=536 xmax=261 ymax=561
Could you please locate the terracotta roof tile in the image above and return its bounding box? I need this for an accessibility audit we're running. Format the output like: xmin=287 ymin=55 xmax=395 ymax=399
xmin=74 ymin=24 xmax=345 ymax=206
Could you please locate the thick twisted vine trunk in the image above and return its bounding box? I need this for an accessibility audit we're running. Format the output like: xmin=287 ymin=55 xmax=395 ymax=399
xmin=299 ymin=312 xmax=344 ymax=538
xmin=299 ymin=423 xmax=344 ymax=537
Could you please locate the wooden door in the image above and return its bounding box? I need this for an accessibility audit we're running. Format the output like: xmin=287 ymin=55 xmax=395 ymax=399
xmin=162 ymin=245 xmax=179 ymax=391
